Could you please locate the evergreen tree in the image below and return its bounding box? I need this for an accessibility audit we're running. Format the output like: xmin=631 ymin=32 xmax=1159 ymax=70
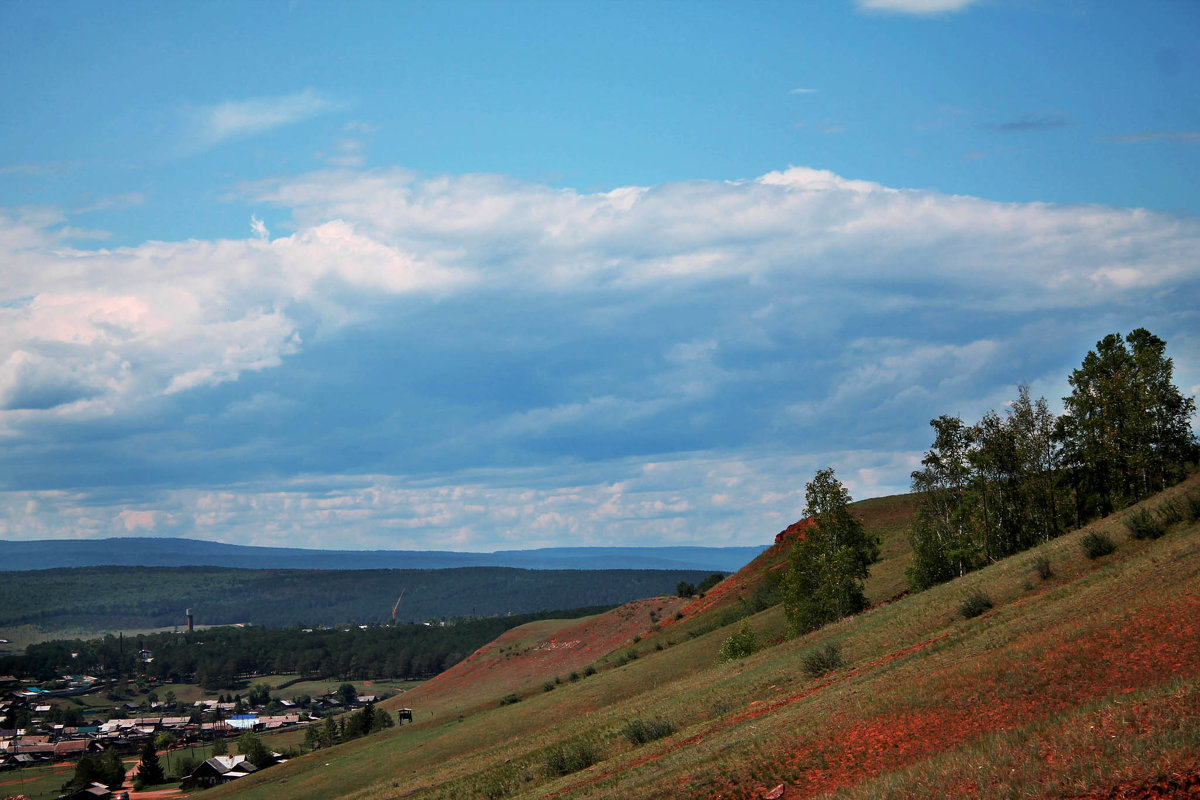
xmin=237 ymin=731 xmax=273 ymax=769
xmin=137 ymin=738 xmax=165 ymax=786
xmin=783 ymin=468 xmax=879 ymax=635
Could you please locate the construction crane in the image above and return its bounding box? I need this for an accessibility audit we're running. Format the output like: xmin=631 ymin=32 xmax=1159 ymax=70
xmin=391 ymin=588 xmax=406 ymax=624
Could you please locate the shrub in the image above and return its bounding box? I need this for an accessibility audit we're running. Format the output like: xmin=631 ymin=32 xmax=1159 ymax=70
xmin=1126 ymin=507 xmax=1166 ymax=540
xmin=542 ymin=681 xmax=555 ymax=693
xmin=1081 ymin=531 xmax=1117 ymax=559
xmin=583 ymin=665 xmax=597 ymax=677
xmin=1157 ymin=498 xmax=1185 ymax=527
xmin=1185 ymin=491 xmax=1200 ymax=523
xmin=717 ymin=620 xmax=759 ymax=662
xmin=568 ymin=671 xmax=580 ymax=682
xmin=801 ymin=642 xmax=843 ymax=679
xmin=543 ymin=740 xmax=601 ymax=776
xmin=1032 ymin=556 xmax=1053 ymax=581
xmin=498 ymin=693 xmax=522 ymax=706
xmin=622 ymin=718 xmax=675 ymax=746
xmin=474 ymin=762 xmax=523 ymax=800
xmin=960 ymin=590 xmax=994 ymax=619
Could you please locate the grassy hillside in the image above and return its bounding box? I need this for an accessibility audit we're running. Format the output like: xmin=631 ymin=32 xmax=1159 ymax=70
xmin=200 ymin=478 xmax=1199 ymax=799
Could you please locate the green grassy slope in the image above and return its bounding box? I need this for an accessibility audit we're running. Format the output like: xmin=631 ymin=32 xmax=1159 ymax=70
xmin=205 ymin=477 xmax=1200 ymax=800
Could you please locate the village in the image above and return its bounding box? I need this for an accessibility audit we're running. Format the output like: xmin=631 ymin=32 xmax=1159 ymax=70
xmin=0 ymin=671 xmax=404 ymax=798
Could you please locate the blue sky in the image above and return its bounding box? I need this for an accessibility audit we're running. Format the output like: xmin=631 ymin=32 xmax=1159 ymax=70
xmin=1 ymin=0 xmax=1198 ymax=550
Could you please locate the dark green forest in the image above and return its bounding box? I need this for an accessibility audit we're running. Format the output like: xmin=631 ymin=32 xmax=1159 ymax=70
xmin=1 ymin=607 xmax=613 ymax=686
xmin=0 ymin=565 xmax=714 ymax=632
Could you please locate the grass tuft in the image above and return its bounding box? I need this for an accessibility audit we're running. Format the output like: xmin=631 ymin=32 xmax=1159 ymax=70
xmin=802 ymin=642 xmax=844 ymax=679
xmin=542 ymin=739 xmax=602 ymax=776
xmin=621 ymin=717 xmax=676 ymax=746
xmin=959 ymin=589 xmax=994 ymax=619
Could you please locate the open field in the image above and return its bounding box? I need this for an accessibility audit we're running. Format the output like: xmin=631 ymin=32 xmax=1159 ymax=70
xmin=181 ymin=474 xmax=1200 ymax=800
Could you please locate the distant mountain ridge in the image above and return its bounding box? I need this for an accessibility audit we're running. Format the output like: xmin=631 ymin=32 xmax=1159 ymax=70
xmin=0 ymin=537 xmax=768 ymax=573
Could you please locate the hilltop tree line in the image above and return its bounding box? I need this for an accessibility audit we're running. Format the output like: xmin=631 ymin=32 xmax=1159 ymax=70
xmin=1 ymin=607 xmax=612 ymax=686
xmin=778 ymin=328 xmax=1195 ymax=635
xmin=907 ymin=328 xmax=1197 ymax=591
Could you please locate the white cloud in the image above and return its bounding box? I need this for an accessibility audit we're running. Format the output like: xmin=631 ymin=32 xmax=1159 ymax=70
xmin=250 ymin=215 xmax=269 ymax=239
xmin=0 ymin=450 xmax=917 ymax=548
xmin=790 ymin=87 xmax=819 ymax=94
xmin=188 ymin=89 xmax=339 ymax=147
xmin=1 ymin=164 xmax=1197 ymax=548
xmin=856 ymin=0 xmax=978 ymax=14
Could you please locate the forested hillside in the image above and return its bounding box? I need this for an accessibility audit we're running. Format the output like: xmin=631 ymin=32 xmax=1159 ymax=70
xmin=0 ymin=566 xmax=716 ymax=633
xmin=1 ymin=607 xmax=615 ymax=685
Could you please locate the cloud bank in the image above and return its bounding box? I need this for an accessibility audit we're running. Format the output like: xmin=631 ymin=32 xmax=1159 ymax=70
xmin=1 ymin=166 xmax=1197 ymax=548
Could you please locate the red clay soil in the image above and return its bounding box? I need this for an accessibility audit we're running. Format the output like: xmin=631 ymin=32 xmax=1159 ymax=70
xmin=679 ymin=519 xmax=813 ymax=620
xmin=1067 ymin=771 xmax=1200 ymax=799
xmin=539 ymin=589 xmax=1200 ymax=800
xmin=695 ymin=591 xmax=1200 ymax=800
xmin=401 ymin=596 xmax=689 ymax=709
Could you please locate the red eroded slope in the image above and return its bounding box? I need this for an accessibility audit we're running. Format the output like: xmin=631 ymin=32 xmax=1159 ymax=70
xmin=397 ymin=596 xmax=689 ymax=713
xmin=680 ymin=518 xmax=813 ymax=619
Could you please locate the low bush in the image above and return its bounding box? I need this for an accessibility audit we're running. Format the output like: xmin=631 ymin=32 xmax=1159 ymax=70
xmin=498 ymin=693 xmax=522 ymax=706
xmin=1185 ymin=491 xmax=1200 ymax=523
xmin=543 ymin=739 xmax=601 ymax=776
xmin=583 ymin=665 xmax=597 ymax=677
xmin=960 ymin=590 xmax=994 ymax=619
xmin=1125 ymin=507 xmax=1166 ymax=540
xmin=801 ymin=642 xmax=843 ymax=679
xmin=1081 ymin=531 xmax=1117 ymax=559
xmin=1156 ymin=498 xmax=1185 ymax=527
xmin=717 ymin=620 xmax=759 ymax=662
xmin=542 ymin=681 xmax=555 ymax=693
xmin=622 ymin=718 xmax=676 ymax=746
xmin=1032 ymin=556 xmax=1053 ymax=581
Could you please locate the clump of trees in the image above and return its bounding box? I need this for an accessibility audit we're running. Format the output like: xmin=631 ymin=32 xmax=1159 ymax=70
xmin=63 ymin=750 xmax=126 ymax=793
xmin=302 ymin=701 xmax=393 ymax=751
xmin=907 ymin=329 xmax=1197 ymax=592
xmin=782 ymin=468 xmax=880 ymax=635
xmin=676 ymin=573 xmax=725 ymax=598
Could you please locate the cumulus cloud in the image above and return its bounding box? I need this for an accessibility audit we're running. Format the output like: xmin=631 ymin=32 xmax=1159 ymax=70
xmin=1 ymin=164 xmax=1197 ymax=547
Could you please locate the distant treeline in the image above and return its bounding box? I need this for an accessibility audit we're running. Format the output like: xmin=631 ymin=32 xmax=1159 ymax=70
xmin=0 ymin=565 xmax=716 ymax=633
xmin=2 ymin=607 xmax=614 ymax=685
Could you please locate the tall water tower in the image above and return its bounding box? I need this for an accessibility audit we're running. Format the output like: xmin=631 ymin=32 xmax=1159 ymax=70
xmin=186 ymin=608 xmax=194 ymax=632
